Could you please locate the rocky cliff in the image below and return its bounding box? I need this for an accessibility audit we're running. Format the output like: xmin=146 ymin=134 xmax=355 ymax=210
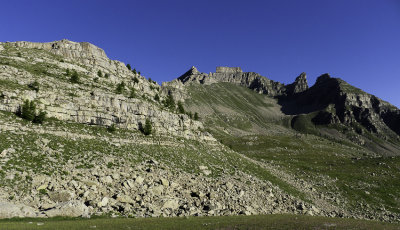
xmin=0 ymin=40 xmax=213 ymax=141
xmin=176 ymin=66 xmax=308 ymax=97
xmin=281 ymin=74 xmax=400 ymax=154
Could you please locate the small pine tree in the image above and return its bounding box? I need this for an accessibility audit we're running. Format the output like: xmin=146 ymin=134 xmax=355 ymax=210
xmin=97 ymin=70 xmax=103 ymax=78
xmin=132 ymin=68 xmax=137 ymax=74
xmin=107 ymin=124 xmax=116 ymax=132
xmin=66 ymin=68 xmax=70 ymax=76
xmin=138 ymin=71 xmax=141 ymax=76
xmin=116 ymin=81 xmax=126 ymax=94
xmin=126 ymin=64 xmax=131 ymax=70
xmin=133 ymin=77 xmax=139 ymax=84
xmin=70 ymin=70 xmax=79 ymax=83
xmin=194 ymin=112 xmax=199 ymax=120
xmin=28 ymin=81 xmax=40 ymax=92
xmin=154 ymin=94 xmax=160 ymax=102
xmin=33 ymin=111 xmax=46 ymax=124
xmin=177 ymin=101 xmax=185 ymax=114
xmin=129 ymin=88 xmax=136 ymax=98
xmin=104 ymin=73 xmax=109 ymax=78
xmin=21 ymin=100 xmax=36 ymax=121
xmin=143 ymin=118 xmax=152 ymax=135
xmin=164 ymin=94 xmax=175 ymax=110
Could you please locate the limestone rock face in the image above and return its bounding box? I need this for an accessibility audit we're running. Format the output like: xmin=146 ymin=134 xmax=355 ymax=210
xmin=216 ymin=66 xmax=243 ymax=73
xmin=6 ymin=40 xmax=140 ymax=87
xmin=13 ymin=40 xmax=109 ymax=68
xmin=44 ymin=201 xmax=89 ymax=218
xmin=0 ymin=201 xmax=38 ymax=218
xmin=0 ymin=41 xmax=214 ymax=141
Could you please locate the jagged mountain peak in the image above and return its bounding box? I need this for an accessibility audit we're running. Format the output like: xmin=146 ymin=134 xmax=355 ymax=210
xmin=176 ymin=66 xmax=311 ymax=96
xmin=286 ymin=72 xmax=309 ymax=95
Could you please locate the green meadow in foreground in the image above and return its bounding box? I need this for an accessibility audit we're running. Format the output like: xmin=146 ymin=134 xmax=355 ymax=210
xmin=1 ymin=214 xmax=399 ymax=230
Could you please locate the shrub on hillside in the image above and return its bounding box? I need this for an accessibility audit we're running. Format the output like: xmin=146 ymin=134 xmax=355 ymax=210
xmin=107 ymin=124 xmax=116 ymax=133
xmin=129 ymin=88 xmax=136 ymax=98
xmin=116 ymin=81 xmax=126 ymax=94
xmin=177 ymin=101 xmax=185 ymax=114
xmin=28 ymin=81 xmax=40 ymax=92
xmin=20 ymin=100 xmax=36 ymax=121
xmin=70 ymin=70 xmax=79 ymax=83
xmin=154 ymin=94 xmax=160 ymax=102
xmin=33 ymin=111 xmax=47 ymax=124
xmin=18 ymin=100 xmax=47 ymax=124
xmin=163 ymin=94 xmax=175 ymax=110
xmin=143 ymin=118 xmax=152 ymax=135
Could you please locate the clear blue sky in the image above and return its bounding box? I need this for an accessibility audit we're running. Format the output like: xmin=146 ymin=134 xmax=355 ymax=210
xmin=1 ymin=0 xmax=400 ymax=107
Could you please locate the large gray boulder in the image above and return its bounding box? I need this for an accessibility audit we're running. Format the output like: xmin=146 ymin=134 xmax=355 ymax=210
xmin=0 ymin=201 xmax=38 ymax=219
xmin=44 ymin=200 xmax=89 ymax=218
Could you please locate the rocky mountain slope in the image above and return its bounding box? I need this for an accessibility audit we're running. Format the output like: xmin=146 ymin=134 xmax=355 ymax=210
xmin=0 ymin=40 xmax=399 ymax=222
xmin=0 ymin=40 xmax=315 ymax=219
xmin=172 ymin=66 xmax=400 ymax=155
xmin=170 ymin=66 xmax=400 ymax=222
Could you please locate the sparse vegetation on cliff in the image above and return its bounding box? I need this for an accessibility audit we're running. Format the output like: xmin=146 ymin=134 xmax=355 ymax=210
xmin=116 ymin=81 xmax=125 ymax=94
xmin=28 ymin=80 xmax=40 ymax=92
xmin=143 ymin=118 xmax=152 ymax=135
xmin=70 ymin=70 xmax=79 ymax=83
xmin=18 ymin=100 xmax=46 ymax=124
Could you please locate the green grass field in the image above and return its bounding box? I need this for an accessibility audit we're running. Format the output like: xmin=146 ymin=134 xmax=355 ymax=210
xmin=1 ymin=214 xmax=399 ymax=230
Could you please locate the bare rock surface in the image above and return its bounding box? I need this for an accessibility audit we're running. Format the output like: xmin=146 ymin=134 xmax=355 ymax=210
xmin=0 ymin=201 xmax=38 ymax=218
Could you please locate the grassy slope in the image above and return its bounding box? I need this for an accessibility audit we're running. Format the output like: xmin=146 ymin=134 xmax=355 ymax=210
xmin=184 ymin=82 xmax=400 ymax=217
xmin=1 ymin=214 xmax=399 ymax=230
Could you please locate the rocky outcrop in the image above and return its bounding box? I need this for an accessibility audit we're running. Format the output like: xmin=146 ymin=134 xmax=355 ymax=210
xmin=281 ymin=73 xmax=400 ymax=153
xmin=286 ymin=72 xmax=309 ymax=95
xmin=3 ymin=40 xmax=143 ymax=88
xmin=10 ymin=40 xmax=112 ymax=70
xmin=0 ymin=41 xmax=214 ymax=141
xmin=44 ymin=201 xmax=89 ymax=218
xmin=176 ymin=66 xmax=310 ymax=97
xmin=216 ymin=66 xmax=243 ymax=73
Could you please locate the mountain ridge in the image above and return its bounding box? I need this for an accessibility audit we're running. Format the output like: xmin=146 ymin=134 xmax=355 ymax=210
xmin=0 ymin=40 xmax=399 ymax=222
